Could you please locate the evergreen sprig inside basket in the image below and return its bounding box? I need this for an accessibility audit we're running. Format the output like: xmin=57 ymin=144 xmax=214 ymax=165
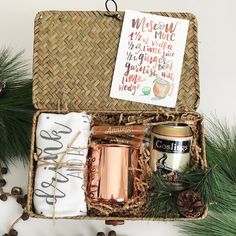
xmin=145 ymin=167 xmax=209 ymax=219
xmin=145 ymin=174 xmax=180 ymax=218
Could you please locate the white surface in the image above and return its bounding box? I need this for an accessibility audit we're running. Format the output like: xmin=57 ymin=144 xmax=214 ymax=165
xmin=0 ymin=0 xmax=236 ymax=235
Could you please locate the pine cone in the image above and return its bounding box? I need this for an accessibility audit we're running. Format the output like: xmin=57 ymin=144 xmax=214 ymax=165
xmin=176 ymin=190 xmax=205 ymax=218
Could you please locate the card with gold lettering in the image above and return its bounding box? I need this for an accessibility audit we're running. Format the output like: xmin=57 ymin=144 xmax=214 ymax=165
xmin=110 ymin=9 xmax=189 ymax=108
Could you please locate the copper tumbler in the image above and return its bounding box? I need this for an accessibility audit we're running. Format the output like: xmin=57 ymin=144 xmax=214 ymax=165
xmin=99 ymin=144 xmax=130 ymax=202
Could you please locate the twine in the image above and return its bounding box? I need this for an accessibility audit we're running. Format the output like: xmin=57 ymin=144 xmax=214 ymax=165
xmin=9 ymin=215 xmax=22 ymax=231
xmin=34 ymin=92 xmax=89 ymax=220
xmin=35 ymin=131 xmax=88 ymax=221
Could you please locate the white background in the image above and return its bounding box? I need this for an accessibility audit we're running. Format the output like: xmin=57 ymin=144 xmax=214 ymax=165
xmin=0 ymin=0 xmax=236 ymax=235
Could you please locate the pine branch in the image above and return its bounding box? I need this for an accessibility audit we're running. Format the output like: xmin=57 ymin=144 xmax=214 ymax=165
xmin=144 ymin=174 xmax=180 ymax=218
xmin=180 ymin=212 xmax=236 ymax=236
xmin=180 ymin=166 xmax=236 ymax=213
xmin=179 ymin=118 xmax=236 ymax=235
xmin=0 ymin=48 xmax=34 ymax=166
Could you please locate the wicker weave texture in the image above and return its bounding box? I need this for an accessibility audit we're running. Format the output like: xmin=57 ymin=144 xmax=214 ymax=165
xmin=32 ymin=11 xmax=199 ymax=111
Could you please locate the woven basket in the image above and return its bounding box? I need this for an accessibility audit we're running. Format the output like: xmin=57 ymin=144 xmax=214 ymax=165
xmin=32 ymin=11 xmax=199 ymax=112
xmin=27 ymin=11 xmax=207 ymax=223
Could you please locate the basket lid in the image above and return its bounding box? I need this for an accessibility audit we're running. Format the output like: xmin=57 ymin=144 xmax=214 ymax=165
xmin=32 ymin=11 xmax=199 ymax=112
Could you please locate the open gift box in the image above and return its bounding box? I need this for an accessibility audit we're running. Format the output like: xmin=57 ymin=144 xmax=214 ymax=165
xmin=26 ymin=11 xmax=207 ymax=224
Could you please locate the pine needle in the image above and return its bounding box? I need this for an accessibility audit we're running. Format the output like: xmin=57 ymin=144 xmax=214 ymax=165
xmin=144 ymin=174 xmax=180 ymax=218
xmin=180 ymin=212 xmax=236 ymax=236
xmin=179 ymin=118 xmax=236 ymax=235
xmin=0 ymin=48 xmax=34 ymax=166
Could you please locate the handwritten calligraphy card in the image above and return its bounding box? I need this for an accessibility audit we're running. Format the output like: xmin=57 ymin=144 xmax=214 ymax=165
xmin=110 ymin=10 xmax=189 ymax=108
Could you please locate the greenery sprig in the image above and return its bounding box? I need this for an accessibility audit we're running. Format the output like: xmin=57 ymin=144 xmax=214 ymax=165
xmin=180 ymin=119 xmax=236 ymax=235
xmin=145 ymin=118 xmax=236 ymax=229
xmin=0 ymin=48 xmax=34 ymax=166
xmin=145 ymin=174 xmax=180 ymax=218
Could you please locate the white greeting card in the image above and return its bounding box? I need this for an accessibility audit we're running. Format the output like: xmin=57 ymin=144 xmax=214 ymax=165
xmin=110 ymin=10 xmax=189 ymax=108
